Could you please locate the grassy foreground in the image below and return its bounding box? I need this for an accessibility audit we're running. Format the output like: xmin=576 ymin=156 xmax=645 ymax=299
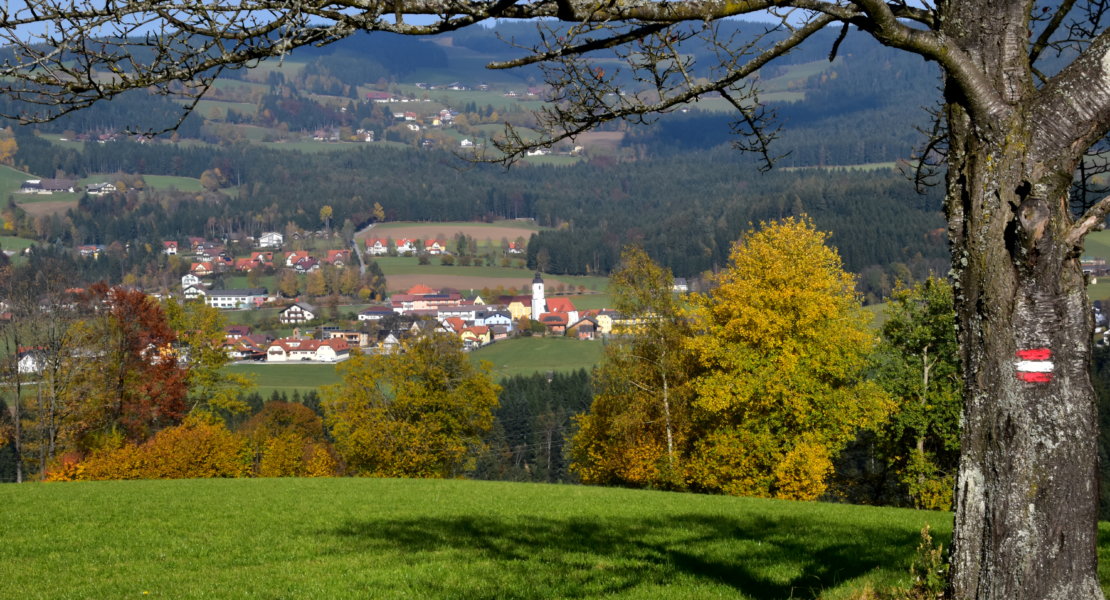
xmin=0 ymin=477 xmax=966 ymax=599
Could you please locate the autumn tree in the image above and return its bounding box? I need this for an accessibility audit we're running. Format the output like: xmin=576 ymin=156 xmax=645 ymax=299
xmin=61 ymin=284 xmax=189 ymax=451
xmin=238 ymin=401 xmax=337 ymax=477
xmin=871 ymin=277 xmax=962 ymax=510
xmin=319 ymin=205 xmax=333 ymax=237
xmin=571 ymin=246 xmax=697 ymax=488
xmin=74 ymin=414 xmax=251 ymax=480
xmin=323 ymin=334 xmax=499 ymax=478
xmin=685 ymin=217 xmax=891 ymax=501
xmin=10 ymin=0 xmax=1110 ymax=594
xmin=163 ymin=298 xmax=254 ymax=417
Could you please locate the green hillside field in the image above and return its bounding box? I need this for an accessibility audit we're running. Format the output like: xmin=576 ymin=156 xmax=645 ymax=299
xmin=471 ymin=336 xmax=604 ymax=380
xmin=0 ymin=477 xmax=984 ymax=599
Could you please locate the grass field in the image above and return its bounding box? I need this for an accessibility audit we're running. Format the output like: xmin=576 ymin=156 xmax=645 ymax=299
xmin=225 ymin=362 xmax=342 ymax=396
xmin=0 ymin=164 xmax=33 ymax=199
xmin=0 ymin=476 xmax=1032 ymax=599
xmin=472 ymin=336 xmax=604 ymax=379
xmin=367 ymin=220 xmax=540 ymax=242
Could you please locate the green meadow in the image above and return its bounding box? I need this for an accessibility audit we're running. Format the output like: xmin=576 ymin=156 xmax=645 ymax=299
xmin=471 ymin=336 xmax=604 ymax=380
xmin=0 ymin=477 xmax=978 ymax=599
xmin=225 ymin=363 xmax=342 ymax=397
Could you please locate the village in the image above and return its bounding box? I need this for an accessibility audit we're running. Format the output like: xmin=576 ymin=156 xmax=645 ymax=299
xmin=150 ymin=232 xmax=635 ymax=367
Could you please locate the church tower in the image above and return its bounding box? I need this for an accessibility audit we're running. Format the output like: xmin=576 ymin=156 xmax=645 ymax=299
xmin=531 ymin=272 xmax=546 ymax=321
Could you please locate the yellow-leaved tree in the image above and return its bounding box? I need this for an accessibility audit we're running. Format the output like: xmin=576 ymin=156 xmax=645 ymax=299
xmin=571 ymin=246 xmax=698 ymax=489
xmin=323 ymin=334 xmax=500 ymax=478
xmin=685 ymin=217 xmax=892 ymax=500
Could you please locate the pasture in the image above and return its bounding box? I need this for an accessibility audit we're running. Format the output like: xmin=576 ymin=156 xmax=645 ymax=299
xmin=471 ymin=336 xmax=605 ymax=379
xmin=0 ymin=477 xmax=981 ymax=599
xmin=225 ymin=362 xmax=341 ymax=397
xmin=364 ymin=220 xmax=539 ymax=244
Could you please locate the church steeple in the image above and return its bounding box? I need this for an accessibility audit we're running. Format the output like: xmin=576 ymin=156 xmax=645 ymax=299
xmin=531 ymin=272 xmax=546 ymax=321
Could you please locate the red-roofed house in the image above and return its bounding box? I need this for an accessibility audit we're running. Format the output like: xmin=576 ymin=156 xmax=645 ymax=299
xmin=162 ymin=241 xmax=179 ymax=255
xmin=460 ymin=325 xmax=491 ymax=348
xmin=424 ymin=239 xmax=447 ymax=255
xmin=325 ymin=250 xmax=351 ymax=267
xmin=538 ymin=313 xmax=569 ymax=335
xmin=284 ymin=251 xmax=311 ymax=267
xmin=366 ymin=238 xmax=390 ymax=256
xmin=191 ymin=261 xmax=214 ymax=276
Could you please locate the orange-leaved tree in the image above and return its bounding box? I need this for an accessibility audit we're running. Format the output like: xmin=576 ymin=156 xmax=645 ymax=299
xmin=685 ymin=217 xmax=892 ymax=500
xmin=65 ymin=414 xmax=251 ymax=481
xmin=59 ymin=284 xmax=188 ymax=453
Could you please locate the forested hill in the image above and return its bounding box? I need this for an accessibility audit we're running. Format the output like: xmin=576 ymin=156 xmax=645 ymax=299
xmin=15 ymin=133 xmax=946 ymax=291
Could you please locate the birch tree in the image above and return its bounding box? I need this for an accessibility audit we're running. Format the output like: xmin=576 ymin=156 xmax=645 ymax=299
xmin=3 ymin=0 xmax=1110 ymax=596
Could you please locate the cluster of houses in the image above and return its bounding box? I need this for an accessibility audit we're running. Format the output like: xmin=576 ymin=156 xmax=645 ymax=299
xmin=168 ymin=232 xmax=352 ymax=280
xmin=212 ymin=273 xmax=625 ymax=364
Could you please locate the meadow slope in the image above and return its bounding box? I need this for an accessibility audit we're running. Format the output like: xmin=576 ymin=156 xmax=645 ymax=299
xmin=0 ymin=477 xmax=979 ymax=599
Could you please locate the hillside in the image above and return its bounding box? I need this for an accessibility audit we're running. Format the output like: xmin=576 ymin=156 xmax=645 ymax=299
xmin=0 ymin=477 xmax=969 ymax=599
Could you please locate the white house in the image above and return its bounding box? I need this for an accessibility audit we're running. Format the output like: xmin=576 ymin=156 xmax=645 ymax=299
xmin=366 ymin=238 xmax=390 ymax=256
xmin=258 ymin=231 xmax=284 ymax=248
xmin=181 ymin=273 xmax=201 ymax=289
xmin=17 ymin=348 xmax=45 ymax=374
xmin=183 ymin=284 xmax=206 ymax=301
xmin=86 ymin=182 xmax=118 ymax=195
xmin=202 ymin=288 xmax=268 ymax=310
xmin=279 ymin=302 xmax=317 ymax=324
xmin=265 ymin=337 xmax=350 ymax=362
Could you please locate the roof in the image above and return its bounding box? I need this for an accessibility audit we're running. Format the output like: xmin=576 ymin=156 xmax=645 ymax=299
xmin=546 ymin=298 xmax=577 ymax=313
xmin=268 ymin=337 xmax=349 ymax=353
xmin=532 ymin=272 xmax=544 ymax=284
xmin=207 ymin=288 xmax=267 ymax=297
xmin=285 ymin=301 xmax=317 ymax=313
xmin=407 ymin=284 xmax=437 ymax=295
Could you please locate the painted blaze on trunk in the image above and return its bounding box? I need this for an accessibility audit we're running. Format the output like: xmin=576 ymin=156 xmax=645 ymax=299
xmin=946 ymin=119 xmax=1102 ymax=598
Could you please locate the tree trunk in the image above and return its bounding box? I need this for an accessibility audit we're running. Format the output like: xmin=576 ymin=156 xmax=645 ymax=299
xmin=945 ymin=107 xmax=1104 ymax=599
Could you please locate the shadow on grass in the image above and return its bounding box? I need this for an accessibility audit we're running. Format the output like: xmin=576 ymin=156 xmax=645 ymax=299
xmin=325 ymin=511 xmax=937 ymax=599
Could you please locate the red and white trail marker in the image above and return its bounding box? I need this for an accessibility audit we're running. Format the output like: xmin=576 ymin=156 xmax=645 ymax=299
xmin=1015 ymin=348 xmax=1054 ymax=383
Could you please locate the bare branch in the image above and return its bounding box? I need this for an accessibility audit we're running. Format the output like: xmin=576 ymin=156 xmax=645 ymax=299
xmin=1066 ymin=193 xmax=1110 ymax=248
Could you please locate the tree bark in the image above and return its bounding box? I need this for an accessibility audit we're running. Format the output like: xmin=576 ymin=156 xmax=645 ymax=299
xmin=945 ymin=107 xmax=1104 ymax=600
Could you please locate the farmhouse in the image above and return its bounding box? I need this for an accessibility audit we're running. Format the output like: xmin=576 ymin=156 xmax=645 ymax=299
xmin=86 ymin=182 xmax=117 ymax=195
xmin=162 ymin=241 xmax=178 ymax=255
xmin=20 ymin=178 xmax=76 ymax=194
xmin=279 ymin=302 xmax=317 ymax=324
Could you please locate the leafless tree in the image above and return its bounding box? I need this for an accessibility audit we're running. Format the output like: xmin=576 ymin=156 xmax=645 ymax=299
xmin=3 ymin=0 xmax=1110 ymax=597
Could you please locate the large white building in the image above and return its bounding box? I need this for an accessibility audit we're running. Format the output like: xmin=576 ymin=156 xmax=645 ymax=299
xmin=201 ymin=288 xmax=268 ymax=309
